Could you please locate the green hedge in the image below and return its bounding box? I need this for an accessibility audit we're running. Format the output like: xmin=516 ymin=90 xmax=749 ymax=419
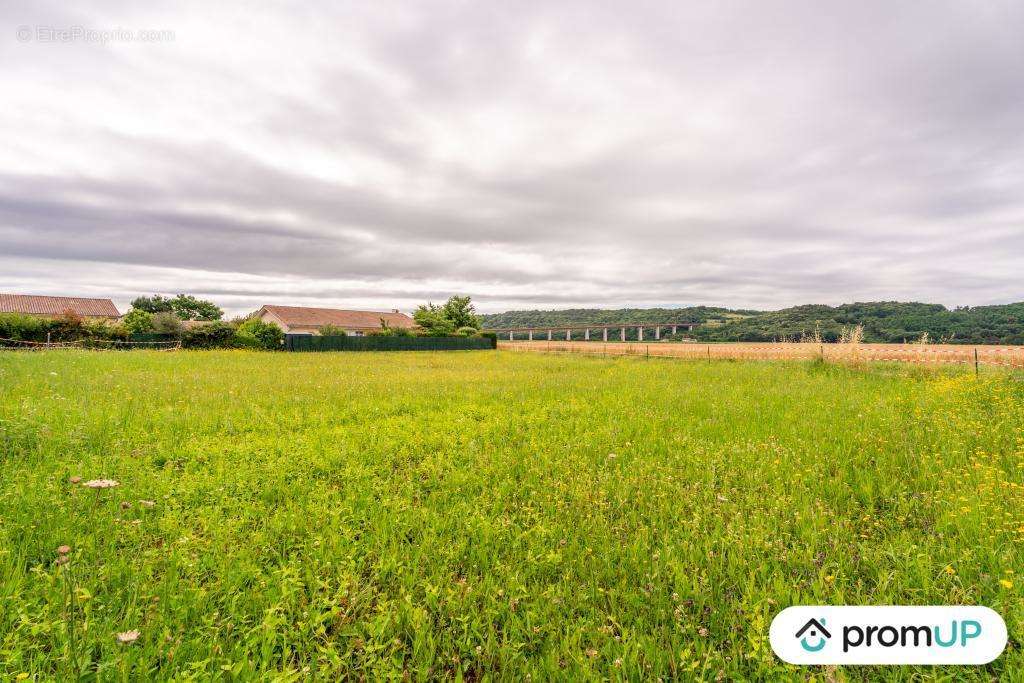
xmin=0 ymin=314 xmax=286 ymax=350
xmin=0 ymin=313 xmax=128 ymax=346
xmin=129 ymin=333 xmax=176 ymax=343
xmin=285 ymin=335 xmax=496 ymax=352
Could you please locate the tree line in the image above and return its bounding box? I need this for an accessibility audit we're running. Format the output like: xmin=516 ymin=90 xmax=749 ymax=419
xmin=481 ymin=301 xmax=1024 ymax=344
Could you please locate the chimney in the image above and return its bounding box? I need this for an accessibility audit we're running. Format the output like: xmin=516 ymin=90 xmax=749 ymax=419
xmin=392 ymin=309 xmax=400 ymax=313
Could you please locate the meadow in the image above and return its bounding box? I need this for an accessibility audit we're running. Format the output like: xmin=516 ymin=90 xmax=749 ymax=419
xmin=0 ymin=350 xmax=1021 ymax=680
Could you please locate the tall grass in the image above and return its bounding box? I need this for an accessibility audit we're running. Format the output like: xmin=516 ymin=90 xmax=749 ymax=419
xmin=0 ymin=350 xmax=1021 ymax=679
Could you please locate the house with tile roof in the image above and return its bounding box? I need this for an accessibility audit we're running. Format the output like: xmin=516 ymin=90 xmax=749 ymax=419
xmin=0 ymin=293 xmax=120 ymax=319
xmin=256 ymin=305 xmax=416 ymax=336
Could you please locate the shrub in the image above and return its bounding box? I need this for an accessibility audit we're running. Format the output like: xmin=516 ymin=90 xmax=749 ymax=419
xmin=456 ymin=326 xmax=479 ymax=337
xmin=367 ymin=319 xmax=417 ymax=337
xmin=49 ymin=311 xmax=85 ymax=342
xmin=0 ymin=313 xmax=127 ymax=346
xmin=181 ymin=322 xmax=238 ymax=349
xmin=0 ymin=313 xmax=46 ymax=342
xmin=413 ymin=304 xmax=456 ymax=336
xmin=121 ymin=308 xmax=154 ymax=333
xmin=236 ymin=318 xmax=284 ymax=350
xmin=83 ymin=319 xmax=128 ymax=341
xmin=151 ymin=312 xmax=184 ymax=336
xmin=317 ymin=324 xmax=347 ymax=337
xmin=478 ymin=331 xmax=497 ymax=342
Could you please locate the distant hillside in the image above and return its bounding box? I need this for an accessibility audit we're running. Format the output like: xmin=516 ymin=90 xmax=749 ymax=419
xmin=482 ymin=302 xmax=1024 ymax=344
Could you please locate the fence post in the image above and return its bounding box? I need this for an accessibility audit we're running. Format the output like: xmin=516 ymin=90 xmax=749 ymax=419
xmin=707 ymin=344 xmax=711 ymax=362
xmin=974 ymin=347 xmax=979 ymax=377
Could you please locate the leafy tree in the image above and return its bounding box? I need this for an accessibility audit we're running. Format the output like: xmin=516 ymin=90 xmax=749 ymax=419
xmin=441 ymin=296 xmax=481 ymax=330
xmin=413 ymin=303 xmax=456 ymax=337
xmin=130 ymin=295 xmax=174 ymax=314
xmin=131 ymin=294 xmax=222 ymax=321
xmin=169 ymin=295 xmax=223 ymax=321
xmin=237 ymin=318 xmax=284 ymax=350
xmin=414 ymin=296 xmax=479 ymax=336
xmin=121 ymin=308 xmax=154 ymax=333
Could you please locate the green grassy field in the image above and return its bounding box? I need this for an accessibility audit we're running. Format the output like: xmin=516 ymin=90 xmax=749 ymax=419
xmin=1 ymin=350 xmax=1021 ymax=680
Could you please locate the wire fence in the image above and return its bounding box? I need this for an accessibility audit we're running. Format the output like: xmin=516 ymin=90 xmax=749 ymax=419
xmin=0 ymin=337 xmax=182 ymax=351
xmin=498 ymin=341 xmax=1024 ymax=369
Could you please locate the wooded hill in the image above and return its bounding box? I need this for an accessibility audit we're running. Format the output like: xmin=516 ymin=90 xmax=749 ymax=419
xmin=481 ymin=302 xmax=1024 ymax=344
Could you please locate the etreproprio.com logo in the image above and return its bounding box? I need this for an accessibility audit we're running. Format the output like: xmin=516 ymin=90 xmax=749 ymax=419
xmin=770 ymin=606 xmax=1007 ymax=665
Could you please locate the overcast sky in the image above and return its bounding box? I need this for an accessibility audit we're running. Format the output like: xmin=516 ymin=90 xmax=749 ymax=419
xmin=2 ymin=1 xmax=1023 ymax=316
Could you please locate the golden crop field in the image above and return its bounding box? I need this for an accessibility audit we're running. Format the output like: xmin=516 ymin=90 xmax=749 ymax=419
xmin=500 ymin=341 xmax=1024 ymax=369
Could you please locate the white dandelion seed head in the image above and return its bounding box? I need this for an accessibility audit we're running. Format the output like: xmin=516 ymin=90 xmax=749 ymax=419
xmin=83 ymin=479 xmax=120 ymax=489
xmin=116 ymin=629 xmax=140 ymax=644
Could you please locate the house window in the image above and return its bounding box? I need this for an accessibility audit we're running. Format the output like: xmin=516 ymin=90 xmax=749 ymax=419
xmin=352 ymin=330 xmax=364 ymax=337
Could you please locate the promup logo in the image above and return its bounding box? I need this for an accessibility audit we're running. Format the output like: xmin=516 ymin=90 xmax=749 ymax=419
xmin=795 ymin=618 xmax=830 ymax=652
xmin=770 ymin=606 xmax=1006 ymax=665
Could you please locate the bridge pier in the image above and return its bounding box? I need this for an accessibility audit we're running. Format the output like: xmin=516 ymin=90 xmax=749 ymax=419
xmin=491 ymin=322 xmax=696 ymax=342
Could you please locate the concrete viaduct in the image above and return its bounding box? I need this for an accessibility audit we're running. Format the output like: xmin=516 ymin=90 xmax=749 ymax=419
xmin=487 ymin=322 xmax=698 ymax=342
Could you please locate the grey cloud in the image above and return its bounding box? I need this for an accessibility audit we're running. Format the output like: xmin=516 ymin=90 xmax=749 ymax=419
xmin=1 ymin=0 xmax=1023 ymax=315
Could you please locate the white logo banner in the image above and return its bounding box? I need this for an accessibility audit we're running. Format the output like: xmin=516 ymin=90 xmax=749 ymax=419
xmin=770 ymin=606 xmax=1006 ymax=665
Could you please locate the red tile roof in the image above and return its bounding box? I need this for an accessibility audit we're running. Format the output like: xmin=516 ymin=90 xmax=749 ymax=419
xmin=0 ymin=293 xmax=120 ymax=318
xmin=260 ymin=305 xmax=416 ymax=329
